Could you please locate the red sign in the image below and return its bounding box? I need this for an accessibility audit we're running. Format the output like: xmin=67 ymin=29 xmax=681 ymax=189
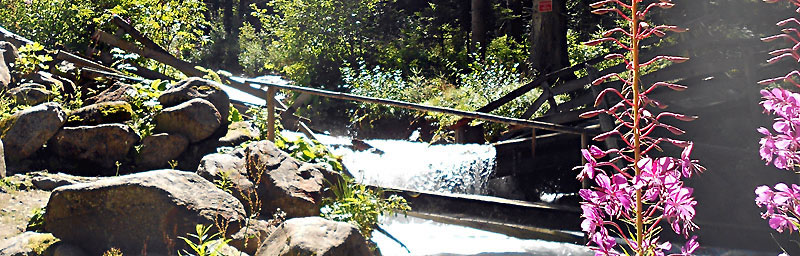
xmin=538 ymin=0 xmax=553 ymax=13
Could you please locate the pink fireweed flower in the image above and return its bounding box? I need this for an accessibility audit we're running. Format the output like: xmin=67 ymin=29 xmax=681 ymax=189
xmin=664 ymin=187 xmax=698 ymax=236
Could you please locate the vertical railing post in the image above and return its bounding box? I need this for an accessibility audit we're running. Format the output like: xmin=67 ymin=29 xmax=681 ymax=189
xmin=580 ymin=132 xmax=589 ymax=189
xmin=267 ymin=87 xmax=277 ymax=142
xmin=530 ymin=128 xmax=537 ymax=158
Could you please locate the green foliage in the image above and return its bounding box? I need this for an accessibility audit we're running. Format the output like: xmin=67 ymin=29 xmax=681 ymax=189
xmin=13 ymin=42 xmax=53 ymax=76
xmin=0 ymin=176 xmax=19 ymax=191
xmin=0 ymin=0 xmax=209 ymax=59
xmin=26 ymin=207 xmax=46 ymax=232
xmin=228 ymin=104 xmax=242 ymax=123
xmin=178 ymin=224 xmax=230 ymax=256
xmin=128 ymin=79 xmax=166 ymax=137
xmin=214 ymin=170 xmax=233 ymax=194
xmin=321 ymin=177 xmax=410 ymax=239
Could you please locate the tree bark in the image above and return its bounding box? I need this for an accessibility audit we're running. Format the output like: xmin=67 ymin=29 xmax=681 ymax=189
xmin=529 ymin=0 xmax=569 ymax=75
xmin=471 ymin=0 xmax=490 ymax=55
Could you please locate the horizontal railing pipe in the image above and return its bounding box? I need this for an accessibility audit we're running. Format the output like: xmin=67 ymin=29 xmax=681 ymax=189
xmin=241 ymin=78 xmax=592 ymax=135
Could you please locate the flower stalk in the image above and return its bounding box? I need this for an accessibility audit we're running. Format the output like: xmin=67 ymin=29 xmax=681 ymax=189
xmin=579 ymin=0 xmax=705 ymax=255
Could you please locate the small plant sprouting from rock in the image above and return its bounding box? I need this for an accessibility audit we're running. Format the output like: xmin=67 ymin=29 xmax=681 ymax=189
xmin=102 ymin=248 xmax=123 ymax=256
xmin=25 ymin=207 xmax=46 ymax=232
xmin=321 ymin=176 xmax=410 ymax=239
xmin=178 ymin=224 xmax=230 ymax=256
xmin=214 ymin=170 xmax=234 ymax=194
xmin=168 ymin=159 xmax=179 ymax=170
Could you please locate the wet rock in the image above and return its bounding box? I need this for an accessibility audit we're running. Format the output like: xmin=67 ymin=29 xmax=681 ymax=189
xmin=84 ymin=82 xmax=135 ymax=105
xmin=154 ymin=98 xmax=221 ymax=142
xmin=159 ymin=77 xmax=231 ymax=122
xmin=197 ymin=153 xmax=255 ymax=211
xmin=50 ymin=124 xmax=140 ymax=170
xmin=0 ymin=102 xmax=66 ymax=161
xmin=0 ymin=232 xmax=59 ymax=256
xmin=7 ymin=83 xmax=53 ymax=106
xmin=44 ymin=169 xmax=246 ymax=255
xmin=255 ymin=217 xmax=371 ymax=256
xmin=218 ymin=121 xmax=259 ymax=147
xmin=65 ymin=101 xmax=133 ymax=126
xmin=230 ymin=219 xmax=276 ymax=255
xmin=245 ymin=140 xmax=329 ymax=218
xmin=135 ymin=133 xmax=189 ymax=169
xmin=27 ymin=171 xmax=100 ymax=191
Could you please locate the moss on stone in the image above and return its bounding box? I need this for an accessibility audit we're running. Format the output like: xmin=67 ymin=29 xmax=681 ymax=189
xmin=25 ymin=233 xmax=59 ymax=255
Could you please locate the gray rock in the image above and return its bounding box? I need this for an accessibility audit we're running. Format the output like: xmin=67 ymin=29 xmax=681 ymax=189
xmin=7 ymin=83 xmax=54 ymax=106
xmin=23 ymin=71 xmax=63 ymax=91
xmin=230 ymin=219 xmax=276 ymax=255
xmin=28 ymin=171 xmax=99 ymax=191
xmin=0 ymin=102 xmax=66 ymax=161
xmin=197 ymin=153 xmax=255 ymax=212
xmin=0 ymin=41 xmax=18 ymax=69
xmin=135 ymin=133 xmax=189 ymax=169
xmin=0 ymin=46 xmax=10 ymax=89
xmin=255 ymin=217 xmax=371 ymax=256
xmin=218 ymin=121 xmax=259 ymax=147
xmin=49 ymin=242 xmax=89 ymax=256
xmin=245 ymin=140 xmax=329 ymax=218
xmin=159 ymin=77 xmax=231 ymax=123
xmin=154 ymin=98 xmax=221 ymax=142
xmin=65 ymin=101 xmax=133 ymax=126
xmin=0 ymin=232 xmax=59 ymax=256
xmin=44 ymin=169 xmax=246 ymax=255
xmin=0 ymin=140 xmax=5 ymax=178
xmin=84 ymin=82 xmax=135 ymax=105
xmin=50 ymin=124 xmax=140 ymax=170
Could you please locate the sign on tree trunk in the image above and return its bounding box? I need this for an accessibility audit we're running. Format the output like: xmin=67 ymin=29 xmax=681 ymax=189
xmin=538 ymin=0 xmax=553 ymax=13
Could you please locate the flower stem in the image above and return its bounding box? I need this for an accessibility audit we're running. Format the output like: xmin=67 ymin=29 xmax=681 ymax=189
xmin=630 ymin=0 xmax=644 ymax=254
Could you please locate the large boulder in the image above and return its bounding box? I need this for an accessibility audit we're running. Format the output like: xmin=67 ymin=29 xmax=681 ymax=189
xmin=245 ymin=141 xmax=329 ymax=218
xmin=49 ymin=124 xmax=140 ymax=170
xmin=197 ymin=152 xmax=255 ymax=212
xmin=64 ymin=101 xmax=133 ymax=126
xmin=255 ymin=217 xmax=371 ymax=256
xmin=7 ymin=83 xmax=54 ymax=106
xmin=154 ymin=98 xmax=221 ymax=142
xmin=0 ymin=102 xmax=66 ymax=161
xmin=44 ymin=169 xmax=246 ymax=255
xmin=159 ymin=77 xmax=231 ymax=122
xmin=135 ymin=133 xmax=189 ymax=170
xmin=0 ymin=232 xmax=60 ymax=256
xmin=27 ymin=171 xmax=100 ymax=191
xmin=23 ymin=71 xmax=63 ymax=92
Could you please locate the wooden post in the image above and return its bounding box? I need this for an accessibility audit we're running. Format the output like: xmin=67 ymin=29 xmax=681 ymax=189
xmin=530 ymin=128 xmax=537 ymax=158
xmin=267 ymin=87 xmax=277 ymax=142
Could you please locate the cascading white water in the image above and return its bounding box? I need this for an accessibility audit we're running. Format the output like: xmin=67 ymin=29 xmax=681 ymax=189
xmin=281 ymin=131 xmax=497 ymax=195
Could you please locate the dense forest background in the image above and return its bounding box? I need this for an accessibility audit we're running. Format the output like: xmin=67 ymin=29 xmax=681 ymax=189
xmin=0 ymin=0 xmax=794 ymax=141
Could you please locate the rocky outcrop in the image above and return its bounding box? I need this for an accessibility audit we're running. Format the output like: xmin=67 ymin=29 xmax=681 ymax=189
xmin=7 ymin=83 xmax=53 ymax=106
xmin=0 ymin=232 xmax=60 ymax=256
xmin=23 ymin=71 xmax=63 ymax=92
xmin=49 ymin=124 xmax=139 ymax=170
xmin=154 ymin=98 xmax=221 ymax=142
xmin=135 ymin=133 xmax=189 ymax=169
xmin=255 ymin=217 xmax=371 ymax=256
xmin=64 ymin=101 xmax=133 ymax=126
xmin=245 ymin=141 xmax=329 ymax=218
xmin=0 ymin=102 xmax=66 ymax=161
xmin=159 ymin=77 xmax=230 ymax=122
xmin=27 ymin=172 xmax=100 ymax=191
xmin=44 ymin=169 xmax=246 ymax=255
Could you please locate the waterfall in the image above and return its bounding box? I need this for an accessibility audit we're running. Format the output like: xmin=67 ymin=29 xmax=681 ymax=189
xmin=281 ymin=131 xmax=497 ymax=195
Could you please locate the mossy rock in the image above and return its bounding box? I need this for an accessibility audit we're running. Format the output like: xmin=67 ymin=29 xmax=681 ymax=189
xmin=0 ymin=232 xmax=59 ymax=256
xmin=65 ymin=101 xmax=133 ymax=127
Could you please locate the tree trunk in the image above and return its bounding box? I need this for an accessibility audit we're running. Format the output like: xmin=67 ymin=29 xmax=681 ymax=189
xmin=471 ymin=0 xmax=490 ymax=55
xmin=529 ymin=0 xmax=569 ymax=75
